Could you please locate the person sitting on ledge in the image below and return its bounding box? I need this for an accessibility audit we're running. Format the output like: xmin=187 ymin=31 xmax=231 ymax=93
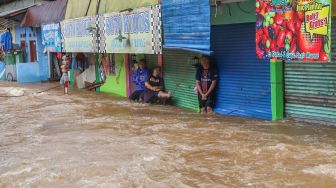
xmin=129 ymin=59 xmax=148 ymax=102
xmin=143 ymin=66 xmax=172 ymax=103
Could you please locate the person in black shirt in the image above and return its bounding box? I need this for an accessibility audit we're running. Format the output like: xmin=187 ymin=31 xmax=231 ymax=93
xmin=144 ymin=66 xmax=172 ymax=103
xmin=196 ymin=56 xmax=218 ymax=114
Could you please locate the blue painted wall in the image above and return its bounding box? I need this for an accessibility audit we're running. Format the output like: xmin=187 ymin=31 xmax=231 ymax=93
xmin=15 ymin=25 xmax=49 ymax=81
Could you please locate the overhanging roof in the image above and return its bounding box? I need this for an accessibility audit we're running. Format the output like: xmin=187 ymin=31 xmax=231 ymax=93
xmin=21 ymin=0 xmax=67 ymax=27
xmin=0 ymin=4 xmax=32 ymax=17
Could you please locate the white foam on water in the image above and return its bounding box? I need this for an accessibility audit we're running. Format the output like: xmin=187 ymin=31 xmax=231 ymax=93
xmin=303 ymin=164 xmax=336 ymax=180
xmin=268 ymin=143 xmax=289 ymax=152
xmin=0 ymin=167 xmax=32 ymax=178
xmin=143 ymin=156 xmax=156 ymax=162
xmin=0 ymin=87 xmax=25 ymax=96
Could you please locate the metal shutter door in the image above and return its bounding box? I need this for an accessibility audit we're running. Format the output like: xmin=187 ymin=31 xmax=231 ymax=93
xmin=285 ymin=18 xmax=336 ymax=125
xmin=163 ymin=49 xmax=199 ymax=111
xmin=211 ymin=23 xmax=272 ymax=120
xmin=285 ymin=63 xmax=336 ymax=125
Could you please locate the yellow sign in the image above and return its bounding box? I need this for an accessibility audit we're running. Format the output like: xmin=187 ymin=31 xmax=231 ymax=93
xmin=305 ymin=6 xmax=330 ymax=39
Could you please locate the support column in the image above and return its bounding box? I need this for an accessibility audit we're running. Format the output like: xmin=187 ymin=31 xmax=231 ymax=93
xmin=125 ymin=54 xmax=131 ymax=97
xmin=95 ymin=53 xmax=100 ymax=92
xmin=70 ymin=53 xmax=75 ymax=87
xmin=270 ymin=60 xmax=284 ymax=121
xmin=158 ymin=54 xmax=163 ymax=76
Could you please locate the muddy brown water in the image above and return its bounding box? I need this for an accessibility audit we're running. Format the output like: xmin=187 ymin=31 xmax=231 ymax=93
xmin=0 ymin=82 xmax=336 ymax=187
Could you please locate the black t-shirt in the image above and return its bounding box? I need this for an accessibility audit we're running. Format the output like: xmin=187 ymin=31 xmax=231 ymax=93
xmin=146 ymin=75 xmax=163 ymax=89
xmin=196 ymin=68 xmax=218 ymax=93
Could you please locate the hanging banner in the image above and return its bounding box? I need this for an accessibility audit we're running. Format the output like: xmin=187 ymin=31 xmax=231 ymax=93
xmin=256 ymin=0 xmax=332 ymax=62
xmin=61 ymin=16 xmax=98 ymax=53
xmin=41 ymin=23 xmax=62 ymax=52
xmin=162 ymin=0 xmax=211 ymax=55
xmin=99 ymin=5 xmax=162 ymax=54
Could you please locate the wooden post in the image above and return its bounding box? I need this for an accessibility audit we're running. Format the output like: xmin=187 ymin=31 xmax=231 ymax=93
xmin=125 ymin=54 xmax=131 ymax=97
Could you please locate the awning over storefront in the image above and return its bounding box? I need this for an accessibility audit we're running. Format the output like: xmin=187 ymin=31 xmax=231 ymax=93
xmin=21 ymin=0 xmax=67 ymax=27
xmin=64 ymin=0 xmax=159 ymax=19
xmin=162 ymin=0 xmax=212 ymax=55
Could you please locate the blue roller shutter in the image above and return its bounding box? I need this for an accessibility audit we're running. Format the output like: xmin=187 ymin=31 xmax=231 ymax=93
xmin=211 ymin=23 xmax=272 ymax=120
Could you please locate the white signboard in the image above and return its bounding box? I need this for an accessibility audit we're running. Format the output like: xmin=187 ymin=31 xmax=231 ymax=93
xmin=99 ymin=5 xmax=162 ymax=54
xmin=61 ymin=16 xmax=98 ymax=52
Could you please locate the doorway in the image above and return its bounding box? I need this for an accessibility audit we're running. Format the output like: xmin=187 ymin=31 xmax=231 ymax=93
xmin=29 ymin=40 xmax=37 ymax=62
xmin=20 ymin=40 xmax=27 ymax=62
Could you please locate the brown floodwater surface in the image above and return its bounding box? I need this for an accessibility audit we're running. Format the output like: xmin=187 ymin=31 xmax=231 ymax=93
xmin=1 ymin=82 xmax=336 ymax=187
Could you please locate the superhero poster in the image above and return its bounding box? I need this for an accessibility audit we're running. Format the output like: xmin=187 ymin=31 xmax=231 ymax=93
xmin=256 ymin=0 xmax=331 ymax=62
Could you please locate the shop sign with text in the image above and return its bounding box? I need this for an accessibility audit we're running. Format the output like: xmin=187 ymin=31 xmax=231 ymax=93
xmin=41 ymin=23 xmax=62 ymax=52
xmin=61 ymin=16 xmax=98 ymax=53
xmin=99 ymin=5 xmax=162 ymax=54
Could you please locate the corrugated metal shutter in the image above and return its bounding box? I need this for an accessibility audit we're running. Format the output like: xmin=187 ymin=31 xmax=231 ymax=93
xmin=284 ymin=18 xmax=336 ymax=125
xmin=163 ymin=49 xmax=199 ymax=111
xmin=285 ymin=63 xmax=336 ymax=125
xmin=211 ymin=23 xmax=272 ymax=120
xmin=145 ymin=54 xmax=158 ymax=72
xmin=162 ymin=0 xmax=211 ymax=53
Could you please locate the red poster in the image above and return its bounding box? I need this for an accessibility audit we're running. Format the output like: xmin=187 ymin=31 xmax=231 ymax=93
xmin=256 ymin=0 xmax=331 ymax=62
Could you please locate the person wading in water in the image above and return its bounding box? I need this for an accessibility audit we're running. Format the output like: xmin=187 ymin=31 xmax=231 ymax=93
xmin=196 ymin=55 xmax=218 ymax=114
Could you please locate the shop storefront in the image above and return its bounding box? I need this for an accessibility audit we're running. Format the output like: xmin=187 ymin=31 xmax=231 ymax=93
xmin=284 ymin=18 xmax=336 ymax=125
xmin=61 ymin=16 xmax=99 ymax=89
xmin=253 ymin=0 xmax=335 ymax=124
xmin=98 ymin=5 xmax=162 ymax=97
xmin=160 ymin=0 xmax=211 ymax=111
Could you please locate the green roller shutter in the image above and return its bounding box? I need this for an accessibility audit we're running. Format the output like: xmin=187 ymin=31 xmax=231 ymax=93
xmin=284 ymin=18 xmax=336 ymax=125
xmin=163 ymin=49 xmax=199 ymax=112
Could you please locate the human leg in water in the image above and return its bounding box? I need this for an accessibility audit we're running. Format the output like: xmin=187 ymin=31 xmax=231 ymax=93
xmin=157 ymin=91 xmax=172 ymax=98
xmin=205 ymin=93 xmax=215 ymax=114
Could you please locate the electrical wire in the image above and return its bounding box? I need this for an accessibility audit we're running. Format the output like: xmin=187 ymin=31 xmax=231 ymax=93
xmin=226 ymin=88 xmax=271 ymax=115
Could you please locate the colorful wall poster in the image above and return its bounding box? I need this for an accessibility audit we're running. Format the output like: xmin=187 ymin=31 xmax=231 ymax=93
xmin=61 ymin=16 xmax=98 ymax=53
xmin=256 ymin=0 xmax=332 ymax=62
xmin=99 ymin=5 xmax=162 ymax=54
xmin=41 ymin=23 xmax=62 ymax=52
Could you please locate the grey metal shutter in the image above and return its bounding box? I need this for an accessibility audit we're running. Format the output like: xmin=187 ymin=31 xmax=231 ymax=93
xmin=284 ymin=18 xmax=336 ymax=125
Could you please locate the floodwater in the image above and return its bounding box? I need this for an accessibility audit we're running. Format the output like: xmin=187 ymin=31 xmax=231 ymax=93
xmin=1 ymin=82 xmax=336 ymax=187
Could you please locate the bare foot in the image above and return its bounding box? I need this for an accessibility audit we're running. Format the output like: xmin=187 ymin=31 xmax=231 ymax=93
xmin=167 ymin=91 xmax=172 ymax=98
xmin=207 ymin=107 xmax=213 ymax=114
